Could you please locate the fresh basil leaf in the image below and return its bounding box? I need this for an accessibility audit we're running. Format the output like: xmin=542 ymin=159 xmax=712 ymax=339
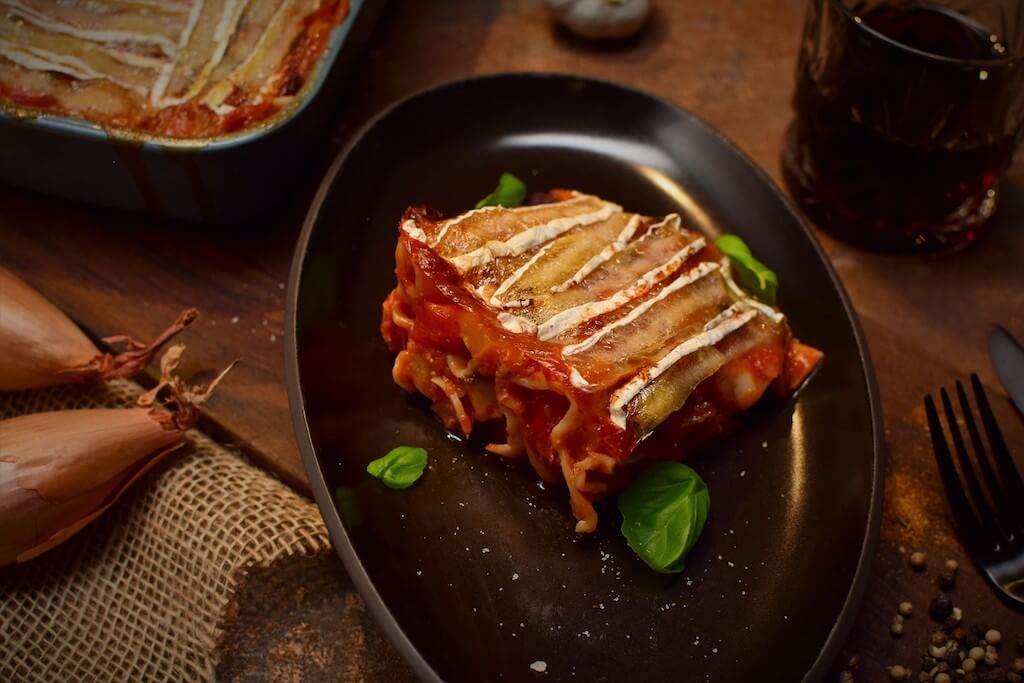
xmin=334 ymin=486 xmax=362 ymax=527
xmin=618 ymin=462 xmax=710 ymax=574
xmin=715 ymin=234 xmax=779 ymax=305
xmin=475 ymin=172 xmax=527 ymax=209
xmin=367 ymin=446 xmax=428 ymax=489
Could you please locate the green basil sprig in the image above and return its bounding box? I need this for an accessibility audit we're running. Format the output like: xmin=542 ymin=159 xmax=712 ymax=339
xmin=475 ymin=172 xmax=527 ymax=209
xmin=618 ymin=462 xmax=710 ymax=574
xmin=366 ymin=446 xmax=428 ymax=489
xmin=715 ymin=234 xmax=778 ymax=305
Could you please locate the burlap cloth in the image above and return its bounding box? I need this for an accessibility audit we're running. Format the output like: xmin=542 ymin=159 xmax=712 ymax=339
xmin=0 ymin=379 xmax=332 ymax=682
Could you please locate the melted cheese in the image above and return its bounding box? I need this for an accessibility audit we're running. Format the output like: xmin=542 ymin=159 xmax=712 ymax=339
xmin=562 ymin=260 xmax=719 ymax=356
xmin=535 ymin=237 xmax=706 ymax=341
xmin=449 ymin=203 xmax=621 ymax=274
xmin=550 ymin=214 xmax=647 ymax=294
xmin=608 ymin=304 xmax=757 ymax=428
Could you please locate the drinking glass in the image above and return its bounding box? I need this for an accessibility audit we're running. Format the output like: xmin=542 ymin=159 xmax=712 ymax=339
xmin=783 ymin=0 xmax=1024 ymax=253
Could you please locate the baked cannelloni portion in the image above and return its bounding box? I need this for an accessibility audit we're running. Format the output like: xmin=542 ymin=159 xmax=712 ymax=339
xmin=381 ymin=191 xmax=822 ymax=532
xmin=0 ymin=0 xmax=349 ymax=136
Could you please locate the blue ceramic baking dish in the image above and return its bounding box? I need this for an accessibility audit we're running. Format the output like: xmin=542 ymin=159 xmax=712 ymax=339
xmin=0 ymin=0 xmax=384 ymax=224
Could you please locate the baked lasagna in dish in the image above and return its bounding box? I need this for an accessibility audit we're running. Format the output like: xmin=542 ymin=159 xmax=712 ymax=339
xmin=381 ymin=191 xmax=822 ymax=533
xmin=0 ymin=0 xmax=349 ymax=137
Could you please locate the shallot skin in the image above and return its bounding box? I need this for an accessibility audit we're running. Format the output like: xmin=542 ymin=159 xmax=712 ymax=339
xmin=0 ymin=267 xmax=99 ymax=389
xmin=0 ymin=267 xmax=197 ymax=390
xmin=0 ymin=408 xmax=183 ymax=567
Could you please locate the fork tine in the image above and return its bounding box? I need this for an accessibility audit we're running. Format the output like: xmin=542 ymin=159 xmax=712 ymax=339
xmin=925 ymin=395 xmax=980 ymax=538
xmin=971 ymin=374 xmax=1024 ymax=529
xmin=956 ymin=381 xmax=1016 ymax=536
xmin=941 ymin=387 xmax=997 ymax=529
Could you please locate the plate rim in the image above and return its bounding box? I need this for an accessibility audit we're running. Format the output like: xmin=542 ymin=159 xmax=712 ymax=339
xmin=285 ymin=71 xmax=885 ymax=683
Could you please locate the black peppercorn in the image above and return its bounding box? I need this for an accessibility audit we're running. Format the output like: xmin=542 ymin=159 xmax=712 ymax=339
xmin=939 ymin=570 xmax=957 ymax=591
xmin=972 ymin=624 xmax=989 ymax=639
xmin=931 ymin=595 xmax=954 ymax=622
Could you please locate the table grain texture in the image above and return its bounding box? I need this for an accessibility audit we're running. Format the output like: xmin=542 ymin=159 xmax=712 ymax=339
xmin=2 ymin=1 xmax=1022 ymax=681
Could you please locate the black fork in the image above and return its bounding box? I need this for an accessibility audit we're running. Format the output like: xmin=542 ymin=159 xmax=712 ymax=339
xmin=924 ymin=374 xmax=1024 ymax=609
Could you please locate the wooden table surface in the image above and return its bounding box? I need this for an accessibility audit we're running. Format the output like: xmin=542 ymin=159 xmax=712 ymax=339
xmin=2 ymin=1 xmax=1022 ymax=680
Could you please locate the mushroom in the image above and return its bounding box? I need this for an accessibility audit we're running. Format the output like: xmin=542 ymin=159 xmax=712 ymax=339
xmin=545 ymin=0 xmax=652 ymax=40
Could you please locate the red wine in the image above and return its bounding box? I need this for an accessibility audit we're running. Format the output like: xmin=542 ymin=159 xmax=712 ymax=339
xmin=783 ymin=1 xmax=1022 ymax=252
xmin=860 ymin=4 xmax=1004 ymax=60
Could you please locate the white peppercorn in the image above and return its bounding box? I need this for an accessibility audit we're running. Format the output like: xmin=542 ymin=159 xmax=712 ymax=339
xmin=988 ymin=630 xmax=1004 ymax=646
xmin=888 ymin=664 xmax=909 ymax=681
xmin=910 ymin=552 xmax=927 ymax=571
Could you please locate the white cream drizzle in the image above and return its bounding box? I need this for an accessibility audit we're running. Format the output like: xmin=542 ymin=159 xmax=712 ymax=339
xmin=430 ymin=205 xmax=503 ymax=247
xmin=607 ymin=303 xmax=758 ymax=429
xmin=497 ymin=312 xmax=537 ymax=335
xmin=151 ymin=0 xmax=205 ymax=104
xmin=99 ymin=47 xmax=169 ymax=70
xmin=201 ymin=0 xmax=294 ymax=109
xmin=0 ymin=42 xmax=150 ymax=96
xmin=401 ymin=219 xmax=429 ymax=243
xmin=2 ymin=0 xmax=180 ymax=57
xmin=487 ymin=241 xmax=557 ymax=308
xmin=448 ymin=203 xmax=621 ymax=274
xmin=550 ymin=214 xmax=661 ymax=294
xmin=719 ymin=259 xmax=784 ymax=323
xmin=569 ymin=367 xmax=598 ymax=390
xmin=561 ymin=260 xmax=719 ymax=356
xmin=536 ymin=237 xmax=707 ymax=341
xmin=157 ymin=0 xmax=249 ymax=107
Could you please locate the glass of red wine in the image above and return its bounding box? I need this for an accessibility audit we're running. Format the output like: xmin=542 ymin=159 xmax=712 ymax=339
xmin=783 ymin=0 xmax=1024 ymax=253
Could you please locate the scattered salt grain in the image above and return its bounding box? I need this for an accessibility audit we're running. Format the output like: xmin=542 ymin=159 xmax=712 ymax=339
xmin=231 ymin=316 xmax=239 ymax=324
xmin=530 ymin=661 xmax=547 ymax=673
xmin=512 ymin=573 xmax=519 ymax=581
xmin=482 ymin=548 xmax=490 ymax=553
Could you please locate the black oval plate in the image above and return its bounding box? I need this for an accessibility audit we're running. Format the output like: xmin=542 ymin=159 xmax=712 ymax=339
xmin=286 ymin=73 xmax=884 ymax=683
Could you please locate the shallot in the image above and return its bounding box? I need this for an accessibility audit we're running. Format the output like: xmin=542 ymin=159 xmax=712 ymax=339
xmin=0 ymin=266 xmax=196 ymax=390
xmin=0 ymin=345 xmax=234 ymax=567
